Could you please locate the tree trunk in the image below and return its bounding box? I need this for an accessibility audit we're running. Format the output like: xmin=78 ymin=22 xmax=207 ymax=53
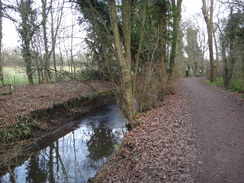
xmin=17 ymin=0 xmax=37 ymax=85
xmin=36 ymin=58 xmax=41 ymax=84
xmin=133 ymin=0 xmax=147 ymax=102
xmin=26 ymin=59 xmax=34 ymax=85
xmin=213 ymin=28 xmax=219 ymax=77
xmin=50 ymin=0 xmax=57 ymax=82
xmin=50 ymin=0 xmax=64 ymax=82
xmin=159 ymin=0 xmax=167 ymax=92
xmin=23 ymin=46 xmax=34 ymax=85
xmin=42 ymin=0 xmax=51 ymax=83
xmin=169 ymin=0 xmax=182 ymax=83
xmin=202 ymin=0 xmax=215 ymax=82
xmin=70 ymin=12 xmax=76 ymax=76
xmin=108 ymin=0 xmax=135 ymax=126
xmin=221 ymin=37 xmax=229 ymax=88
xmin=0 ymin=0 xmax=3 ymax=85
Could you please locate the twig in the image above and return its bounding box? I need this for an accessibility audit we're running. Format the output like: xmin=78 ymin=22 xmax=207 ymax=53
xmin=49 ymin=69 xmax=103 ymax=94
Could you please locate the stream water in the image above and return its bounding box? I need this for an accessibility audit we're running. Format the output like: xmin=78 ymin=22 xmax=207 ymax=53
xmin=0 ymin=105 xmax=128 ymax=183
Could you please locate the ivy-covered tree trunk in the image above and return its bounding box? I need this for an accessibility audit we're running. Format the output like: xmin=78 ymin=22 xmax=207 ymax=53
xmin=0 ymin=0 xmax=3 ymax=85
xmin=220 ymin=7 xmax=243 ymax=89
xmin=41 ymin=0 xmax=51 ymax=83
xmin=169 ymin=0 xmax=182 ymax=82
xmin=221 ymin=36 xmax=229 ymax=88
xmin=24 ymin=48 xmax=34 ymax=85
xmin=17 ymin=0 xmax=37 ymax=85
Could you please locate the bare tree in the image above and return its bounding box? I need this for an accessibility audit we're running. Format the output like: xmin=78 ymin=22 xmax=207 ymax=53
xmin=192 ymin=14 xmax=209 ymax=76
xmin=202 ymin=0 xmax=215 ymax=82
xmin=213 ymin=25 xmax=220 ymax=76
xmin=185 ymin=26 xmax=203 ymax=76
xmin=218 ymin=0 xmax=244 ymax=10
xmin=50 ymin=0 xmax=64 ymax=81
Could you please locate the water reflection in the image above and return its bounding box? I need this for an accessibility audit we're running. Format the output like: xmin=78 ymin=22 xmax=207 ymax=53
xmin=1 ymin=105 xmax=127 ymax=183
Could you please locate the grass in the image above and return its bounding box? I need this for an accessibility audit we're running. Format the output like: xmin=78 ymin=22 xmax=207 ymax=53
xmin=229 ymin=79 xmax=244 ymax=93
xmin=2 ymin=66 xmax=71 ymax=85
xmin=3 ymin=67 xmax=38 ymax=85
xmin=206 ymin=77 xmax=244 ymax=93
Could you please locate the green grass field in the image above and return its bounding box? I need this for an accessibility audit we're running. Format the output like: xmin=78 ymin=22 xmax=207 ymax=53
xmin=3 ymin=67 xmax=31 ymax=84
xmin=2 ymin=66 xmax=74 ymax=85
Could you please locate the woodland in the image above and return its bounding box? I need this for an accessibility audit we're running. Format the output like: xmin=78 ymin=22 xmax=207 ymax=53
xmin=0 ymin=0 xmax=243 ymax=124
xmin=0 ymin=0 xmax=243 ymax=182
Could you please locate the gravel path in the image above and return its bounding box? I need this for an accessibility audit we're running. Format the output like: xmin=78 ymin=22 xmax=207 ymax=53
xmin=181 ymin=77 xmax=244 ymax=183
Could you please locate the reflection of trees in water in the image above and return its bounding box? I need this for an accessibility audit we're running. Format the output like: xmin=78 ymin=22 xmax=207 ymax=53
xmin=25 ymin=141 xmax=69 ymax=183
xmin=26 ymin=154 xmax=50 ymax=183
xmin=86 ymin=122 xmax=117 ymax=162
xmin=2 ymin=116 xmax=124 ymax=183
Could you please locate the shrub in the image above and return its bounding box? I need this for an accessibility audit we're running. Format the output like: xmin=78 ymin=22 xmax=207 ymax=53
xmin=78 ymin=69 xmax=102 ymax=80
xmin=229 ymin=79 xmax=244 ymax=93
xmin=206 ymin=77 xmax=244 ymax=93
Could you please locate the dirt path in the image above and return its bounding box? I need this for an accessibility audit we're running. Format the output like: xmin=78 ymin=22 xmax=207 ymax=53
xmin=181 ymin=77 xmax=244 ymax=183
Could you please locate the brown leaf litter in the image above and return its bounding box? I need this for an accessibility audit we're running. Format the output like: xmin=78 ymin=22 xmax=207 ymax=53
xmin=0 ymin=80 xmax=115 ymax=128
xmin=89 ymin=86 xmax=197 ymax=182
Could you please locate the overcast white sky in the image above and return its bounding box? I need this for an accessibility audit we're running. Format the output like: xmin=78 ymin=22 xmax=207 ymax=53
xmin=2 ymin=1 xmax=85 ymax=51
xmin=182 ymin=0 xmax=202 ymax=17
xmin=2 ymin=18 xmax=18 ymax=48
xmin=2 ymin=0 xmax=203 ymax=49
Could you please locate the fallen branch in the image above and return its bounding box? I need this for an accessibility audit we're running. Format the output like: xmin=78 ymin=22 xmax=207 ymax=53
xmin=0 ymin=84 xmax=14 ymax=95
xmin=0 ymin=91 xmax=13 ymax=95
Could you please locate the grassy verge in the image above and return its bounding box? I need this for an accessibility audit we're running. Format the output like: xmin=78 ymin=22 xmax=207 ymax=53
xmin=205 ymin=77 xmax=244 ymax=93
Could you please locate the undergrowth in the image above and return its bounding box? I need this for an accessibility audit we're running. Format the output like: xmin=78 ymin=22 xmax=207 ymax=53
xmin=0 ymin=116 xmax=37 ymax=143
xmin=206 ymin=77 xmax=244 ymax=93
xmin=85 ymin=93 xmax=99 ymax=100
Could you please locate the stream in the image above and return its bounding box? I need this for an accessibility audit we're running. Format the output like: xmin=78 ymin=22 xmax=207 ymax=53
xmin=0 ymin=104 xmax=128 ymax=183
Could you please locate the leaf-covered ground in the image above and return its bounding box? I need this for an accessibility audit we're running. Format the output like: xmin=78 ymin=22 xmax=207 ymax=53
xmin=0 ymin=80 xmax=115 ymax=128
xmin=0 ymin=80 xmax=116 ymax=173
xmin=90 ymin=83 xmax=197 ymax=182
